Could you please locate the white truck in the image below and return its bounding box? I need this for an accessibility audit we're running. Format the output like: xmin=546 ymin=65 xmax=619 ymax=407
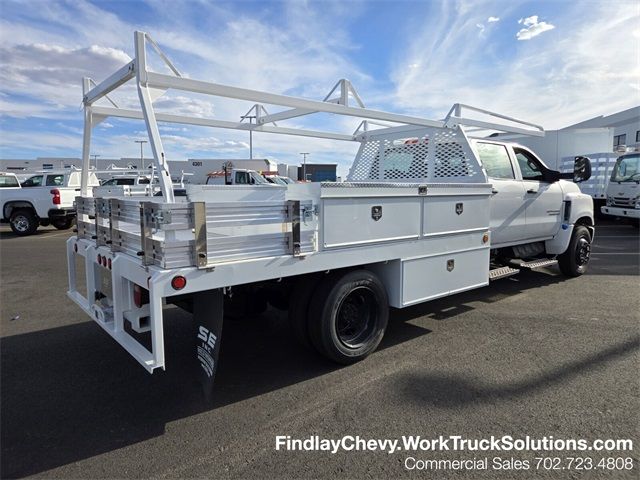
xmin=67 ymin=32 xmax=594 ymax=397
xmin=1 ymin=170 xmax=99 ymax=235
xmin=205 ymin=168 xmax=274 ymax=186
xmin=600 ymin=151 xmax=640 ymax=227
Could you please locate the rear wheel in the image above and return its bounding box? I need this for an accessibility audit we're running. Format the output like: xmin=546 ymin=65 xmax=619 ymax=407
xmin=558 ymin=225 xmax=592 ymax=277
xmin=308 ymin=270 xmax=388 ymax=364
xmin=9 ymin=209 xmax=38 ymax=236
xmin=52 ymin=217 xmax=73 ymax=230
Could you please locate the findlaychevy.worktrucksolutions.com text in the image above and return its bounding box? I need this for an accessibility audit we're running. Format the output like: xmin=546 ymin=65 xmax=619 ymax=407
xmin=275 ymin=435 xmax=633 ymax=455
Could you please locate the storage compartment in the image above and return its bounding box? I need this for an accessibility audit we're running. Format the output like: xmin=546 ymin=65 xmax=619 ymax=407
xmin=423 ymin=195 xmax=490 ymax=236
xmin=370 ymin=246 xmax=489 ymax=308
xmin=322 ymin=197 xmax=421 ymax=248
xmin=402 ymin=248 xmax=489 ymax=306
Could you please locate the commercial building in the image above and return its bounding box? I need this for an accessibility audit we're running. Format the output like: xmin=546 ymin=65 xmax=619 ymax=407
xmin=563 ymin=106 xmax=640 ymax=150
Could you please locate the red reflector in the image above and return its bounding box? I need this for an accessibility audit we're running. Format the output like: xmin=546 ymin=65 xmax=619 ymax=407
xmin=171 ymin=275 xmax=187 ymax=290
xmin=97 ymin=254 xmax=102 ymax=264
xmin=133 ymin=285 xmax=142 ymax=307
xmin=102 ymin=256 xmax=107 ymax=267
xmin=133 ymin=284 xmax=149 ymax=308
xmin=74 ymin=243 xmax=78 ymax=253
xmin=108 ymin=258 xmax=112 ymax=269
xmin=50 ymin=189 xmax=61 ymax=205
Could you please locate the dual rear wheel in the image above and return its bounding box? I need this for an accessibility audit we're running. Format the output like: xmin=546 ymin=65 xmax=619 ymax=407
xmin=289 ymin=269 xmax=388 ymax=364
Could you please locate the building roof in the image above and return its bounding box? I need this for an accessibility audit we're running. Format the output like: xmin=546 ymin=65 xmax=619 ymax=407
xmin=563 ymin=106 xmax=640 ymax=129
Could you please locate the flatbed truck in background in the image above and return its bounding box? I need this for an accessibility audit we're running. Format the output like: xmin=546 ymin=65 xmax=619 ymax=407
xmin=600 ymin=151 xmax=640 ymax=227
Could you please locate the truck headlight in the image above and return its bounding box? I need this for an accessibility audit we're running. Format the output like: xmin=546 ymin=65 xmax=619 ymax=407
xmin=606 ymin=196 xmax=613 ymax=206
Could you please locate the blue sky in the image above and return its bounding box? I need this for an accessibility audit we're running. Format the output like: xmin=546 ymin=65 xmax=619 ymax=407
xmin=0 ymin=0 xmax=638 ymax=174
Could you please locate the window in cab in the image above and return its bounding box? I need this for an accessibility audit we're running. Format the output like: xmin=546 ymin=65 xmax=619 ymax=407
xmin=514 ymin=148 xmax=545 ymax=181
xmin=475 ymin=143 xmax=514 ymax=179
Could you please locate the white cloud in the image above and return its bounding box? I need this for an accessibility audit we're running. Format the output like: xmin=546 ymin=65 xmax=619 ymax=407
xmin=0 ymin=43 xmax=132 ymax=114
xmin=487 ymin=16 xmax=500 ymax=23
xmin=391 ymin=1 xmax=639 ymax=130
xmin=0 ymin=0 xmax=370 ymax=170
xmin=516 ymin=15 xmax=555 ymax=40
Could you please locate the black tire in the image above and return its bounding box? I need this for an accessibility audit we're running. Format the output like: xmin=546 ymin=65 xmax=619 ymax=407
xmin=288 ymin=273 xmax=323 ymax=349
xmin=9 ymin=209 xmax=38 ymax=236
xmin=52 ymin=217 xmax=73 ymax=230
xmin=308 ymin=270 xmax=388 ymax=365
xmin=558 ymin=225 xmax=592 ymax=277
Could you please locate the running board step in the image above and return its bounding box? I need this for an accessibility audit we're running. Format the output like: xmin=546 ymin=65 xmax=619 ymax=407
xmin=518 ymin=259 xmax=558 ymax=270
xmin=489 ymin=266 xmax=520 ymax=281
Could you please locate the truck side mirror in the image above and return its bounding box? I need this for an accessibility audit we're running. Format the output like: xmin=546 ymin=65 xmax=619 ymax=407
xmin=573 ymin=156 xmax=592 ymax=183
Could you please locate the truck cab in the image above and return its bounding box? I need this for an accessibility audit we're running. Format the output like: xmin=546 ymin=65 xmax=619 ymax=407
xmin=600 ymin=152 xmax=640 ymax=227
xmin=471 ymin=140 xmax=592 ymax=242
xmin=467 ymin=139 xmax=594 ymax=276
xmin=101 ymin=175 xmax=155 ymax=186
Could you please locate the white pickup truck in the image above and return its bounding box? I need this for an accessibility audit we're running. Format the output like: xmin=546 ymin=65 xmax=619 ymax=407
xmin=66 ymin=32 xmax=595 ymax=397
xmin=0 ymin=170 xmax=99 ymax=235
xmin=205 ymin=168 xmax=275 ymax=186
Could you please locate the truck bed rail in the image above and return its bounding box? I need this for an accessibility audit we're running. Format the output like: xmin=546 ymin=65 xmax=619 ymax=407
xmin=76 ymin=196 xmax=315 ymax=268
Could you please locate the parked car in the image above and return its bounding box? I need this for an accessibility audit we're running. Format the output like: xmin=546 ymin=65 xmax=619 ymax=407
xmin=1 ymin=170 xmax=99 ymax=236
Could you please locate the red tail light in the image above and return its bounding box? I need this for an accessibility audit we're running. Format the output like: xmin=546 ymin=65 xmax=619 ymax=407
xmin=133 ymin=284 xmax=149 ymax=308
xmin=171 ymin=275 xmax=187 ymax=290
xmin=50 ymin=189 xmax=61 ymax=205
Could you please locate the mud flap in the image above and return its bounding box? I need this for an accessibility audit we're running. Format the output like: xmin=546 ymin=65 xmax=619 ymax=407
xmin=193 ymin=288 xmax=223 ymax=402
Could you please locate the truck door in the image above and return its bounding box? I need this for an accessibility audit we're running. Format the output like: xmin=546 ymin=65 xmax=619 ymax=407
xmin=475 ymin=142 xmax=527 ymax=245
xmin=513 ymin=147 xmax=563 ymax=238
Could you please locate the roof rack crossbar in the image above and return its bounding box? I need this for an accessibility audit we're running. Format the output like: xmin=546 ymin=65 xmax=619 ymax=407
xmin=79 ymin=31 xmax=546 ymax=200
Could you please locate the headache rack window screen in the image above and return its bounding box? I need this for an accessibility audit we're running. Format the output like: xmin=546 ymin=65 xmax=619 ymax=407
xmin=347 ymin=126 xmax=484 ymax=183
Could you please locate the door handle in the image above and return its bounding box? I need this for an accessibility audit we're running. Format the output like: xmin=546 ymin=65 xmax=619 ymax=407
xmin=526 ymin=189 xmax=538 ymax=194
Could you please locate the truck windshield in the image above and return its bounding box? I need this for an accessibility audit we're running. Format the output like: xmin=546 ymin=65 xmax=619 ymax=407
xmin=611 ymin=154 xmax=640 ymax=182
xmin=249 ymin=171 xmax=269 ymax=184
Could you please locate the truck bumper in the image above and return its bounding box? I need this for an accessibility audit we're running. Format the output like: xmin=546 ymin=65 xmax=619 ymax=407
xmin=48 ymin=208 xmax=76 ymax=218
xmin=600 ymin=206 xmax=640 ymax=219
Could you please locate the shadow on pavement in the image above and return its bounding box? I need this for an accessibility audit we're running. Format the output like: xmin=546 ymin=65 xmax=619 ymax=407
xmin=393 ymin=336 xmax=639 ymax=408
xmin=0 ymin=268 xmax=620 ymax=477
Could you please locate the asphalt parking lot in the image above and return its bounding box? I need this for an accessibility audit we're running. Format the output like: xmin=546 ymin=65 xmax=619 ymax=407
xmin=1 ymin=219 xmax=638 ymax=479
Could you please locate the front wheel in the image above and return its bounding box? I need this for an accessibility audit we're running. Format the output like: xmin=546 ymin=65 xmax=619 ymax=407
xmin=9 ymin=209 xmax=38 ymax=236
xmin=308 ymin=270 xmax=388 ymax=365
xmin=558 ymin=225 xmax=592 ymax=277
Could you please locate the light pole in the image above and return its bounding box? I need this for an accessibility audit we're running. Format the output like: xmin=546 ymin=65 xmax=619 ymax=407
xmin=90 ymin=154 xmax=100 ymax=169
xmin=134 ymin=140 xmax=147 ymax=168
xmin=240 ymin=114 xmax=256 ymax=159
xmin=299 ymin=152 xmax=309 ymax=182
